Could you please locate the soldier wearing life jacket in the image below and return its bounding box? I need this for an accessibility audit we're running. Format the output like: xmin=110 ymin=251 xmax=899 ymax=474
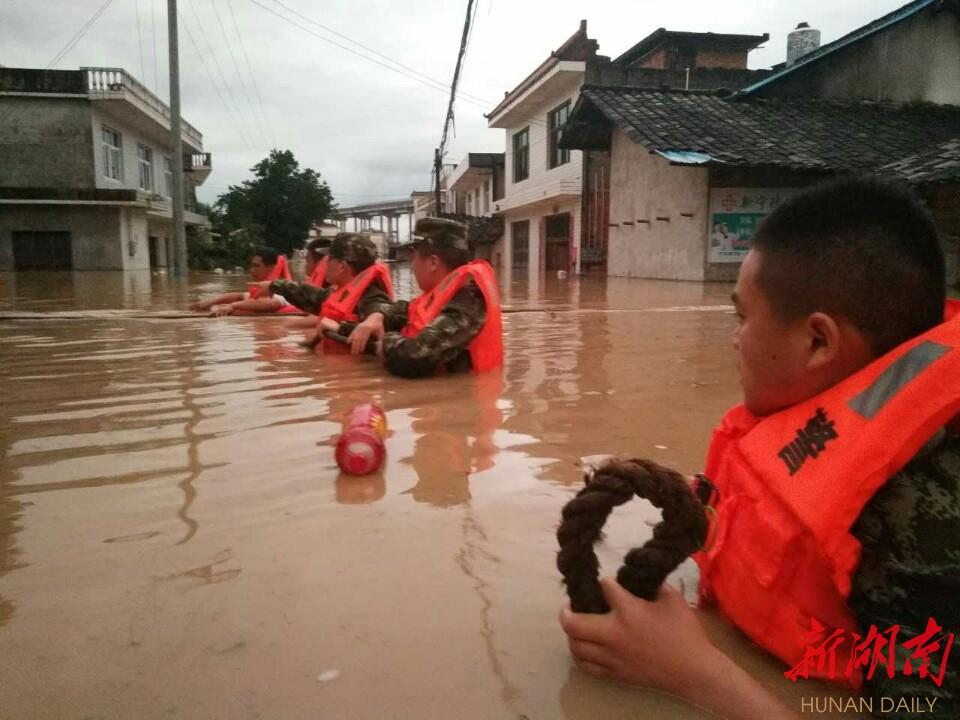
xmin=189 ymin=247 xmax=300 ymax=316
xmin=305 ymin=237 xmax=331 ymax=288
xmin=559 ymin=177 xmax=960 ymax=719
xmin=264 ymin=233 xmax=394 ymax=346
xmin=342 ymin=217 xmax=503 ymax=378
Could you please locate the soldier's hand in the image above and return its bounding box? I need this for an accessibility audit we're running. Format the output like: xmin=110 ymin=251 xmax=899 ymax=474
xmin=190 ymin=299 xmax=212 ymax=312
xmin=209 ymin=304 xmax=233 ymax=318
xmin=350 ymin=314 xmax=384 ymax=355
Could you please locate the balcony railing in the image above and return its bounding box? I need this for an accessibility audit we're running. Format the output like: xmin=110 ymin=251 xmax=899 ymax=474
xmin=83 ymin=67 xmax=203 ymax=149
xmin=187 ymin=153 xmax=212 ymax=170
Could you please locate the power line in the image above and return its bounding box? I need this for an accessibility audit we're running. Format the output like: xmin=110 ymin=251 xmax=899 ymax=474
xmin=225 ymin=0 xmax=276 ymax=149
xmin=437 ymin=0 xmax=477 ymax=176
xmin=47 ymin=0 xmax=116 ymax=69
xmin=244 ymin=0 xmax=552 ymax=140
xmin=246 ymin=0 xmax=487 ymax=110
xmin=266 ymin=0 xmax=494 ymax=108
xmin=178 ymin=6 xmax=257 ymax=153
xmin=183 ymin=0 xmax=259 ymax=151
xmin=211 ymin=0 xmax=271 ymax=148
xmin=134 ymin=0 xmax=147 ymax=83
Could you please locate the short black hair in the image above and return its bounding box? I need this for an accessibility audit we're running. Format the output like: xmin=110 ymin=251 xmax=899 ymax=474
xmin=413 ymin=243 xmax=469 ymax=271
xmin=252 ymin=246 xmax=282 ymax=266
xmin=306 ymin=238 xmax=328 ymax=261
xmin=752 ymin=175 xmax=945 ymax=357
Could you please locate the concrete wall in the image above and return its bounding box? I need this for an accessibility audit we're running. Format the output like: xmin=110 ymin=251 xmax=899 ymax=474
xmin=0 ymin=205 xmax=151 ymax=270
xmin=758 ymin=9 xmax=960 ymax=104
xmin=92 ymin=106 xmax=171 ymax=196
xmin=0 ymin=97 xmax=95 ymax=188
xmin=503 ymin=197 xmax=582 ymax=280
xmin=119 ymin=207 xmax=150 ymax=270
xmin=500 ymin=87 xmax=583 ymax=211
xmin=607 ymin=130 xmax=709 ymax=280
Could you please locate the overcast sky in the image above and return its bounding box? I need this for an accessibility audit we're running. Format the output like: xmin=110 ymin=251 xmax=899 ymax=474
xmin=3 ymin=0 xmax=908 ymax=206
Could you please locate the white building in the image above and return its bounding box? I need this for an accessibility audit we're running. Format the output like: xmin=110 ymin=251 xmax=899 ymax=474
xmin=447 ymin=152 xmax=505 ymax=220
xmin=486 ymin=23 xmax=594 ymax=277
xmin=0 ymin=66 xmax=211 ymax=271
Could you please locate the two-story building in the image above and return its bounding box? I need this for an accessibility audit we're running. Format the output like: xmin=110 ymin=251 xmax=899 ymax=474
xmin=486 ymin=21 xmax=770 ymax=277
xmin=559 ymin=0 xmax=960 ymax=283
xmin=0 ymin=67 xmax=211 ymax=271
xmin=486 ymin=23 xmax=595 ymax=278
xmin=446 ymin=152 xmax=505 ymax=264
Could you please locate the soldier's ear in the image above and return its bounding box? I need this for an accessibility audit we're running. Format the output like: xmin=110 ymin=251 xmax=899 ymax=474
xmin=805 ymin=312 xmax=841 ymax=370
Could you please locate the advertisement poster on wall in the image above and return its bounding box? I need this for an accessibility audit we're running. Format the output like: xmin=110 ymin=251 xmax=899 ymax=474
xmin=708 ymin=188 xmax=798 ymax=263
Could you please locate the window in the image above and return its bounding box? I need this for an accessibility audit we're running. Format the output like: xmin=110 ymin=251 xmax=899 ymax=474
xmin=511 ymin=220 xmax=529 ymax=268
xmin=102 ymin=127 xmax=122 ymax=181
xmin=164 ymin=156 xmax=173 ymax=197
xmin=512 ymin=127 xmax=529 ymax=183
xmin=137 ymin=144 xmax=153 ymax=192
xmin=549 ymin=101 xmax=571 ymax=169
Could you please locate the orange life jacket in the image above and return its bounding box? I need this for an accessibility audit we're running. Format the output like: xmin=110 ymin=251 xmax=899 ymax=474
xmin=401 ymin=260 xmax=503 ymax=373
xmin=695 ymin=300 xmax=960 ymax=688
xmin=244 ymin=255 xmax=300 ymax=314
xmin=308 ymin=256 xmax=329 ymax=287
xmin=319 ymin=263 xmax=395 ymax=353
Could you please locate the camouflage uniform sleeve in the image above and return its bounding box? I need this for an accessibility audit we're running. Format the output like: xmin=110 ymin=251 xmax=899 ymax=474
xmin=365 ymin=300 xmax=410 ymax=331
xmin=380 ymin=280 xmax=486 ymax=379
xmin=356 ymin=283 xmax=397 ymax=321
xmin=269 ymin=280 xmax=331 ymax=314
xmin=849 ymin=433 xmax=960 ymax=718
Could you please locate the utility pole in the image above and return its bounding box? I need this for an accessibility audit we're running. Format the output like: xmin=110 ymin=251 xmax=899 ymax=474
xmin=434 ymin=148 xmax=442 ymax=216
xmin=168 ymin=0 xmax=187 ymax=276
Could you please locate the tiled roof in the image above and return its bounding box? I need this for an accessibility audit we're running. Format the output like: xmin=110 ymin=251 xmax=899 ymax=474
xmin=880 ymin=138 xmax=960 ymax=185
xmin=737 ymin=0 xmax=940 ymax=96
xmin=562 ymin=86 xmax=960 ymax=176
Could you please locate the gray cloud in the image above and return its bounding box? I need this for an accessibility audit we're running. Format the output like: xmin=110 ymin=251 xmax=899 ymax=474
xmin=2 ymin=0 xmax=906 ymax=206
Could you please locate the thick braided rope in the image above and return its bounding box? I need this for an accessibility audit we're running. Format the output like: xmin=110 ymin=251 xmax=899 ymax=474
xmin=556 ymin=458 xmax=709 ymax=613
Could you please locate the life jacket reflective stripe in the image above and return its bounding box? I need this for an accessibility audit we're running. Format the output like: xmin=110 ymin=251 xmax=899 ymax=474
xmin=400 ymin=260 xmax=503 ymax=373
xmin=244 ymin=255 xmax=300 ymax=314
xmin=319 ymin=263 xmax=395 ymax=353
xmin=695 ymin=303 xmax=960 ymax=688
xmin=308 ymin=256 xmax=329 ymax=287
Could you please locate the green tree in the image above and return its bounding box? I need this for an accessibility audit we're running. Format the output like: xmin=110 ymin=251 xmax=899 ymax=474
xmin=213 ymin=150 xmax=335 ymax=257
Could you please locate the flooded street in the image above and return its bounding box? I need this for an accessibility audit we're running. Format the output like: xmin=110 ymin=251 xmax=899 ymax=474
xmin=0 ymin=268 xmax=857 ymax=719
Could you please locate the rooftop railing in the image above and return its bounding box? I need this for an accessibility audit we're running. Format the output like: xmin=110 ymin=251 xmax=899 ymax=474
xmin=84 ymin=67 xmax=203 ymax=149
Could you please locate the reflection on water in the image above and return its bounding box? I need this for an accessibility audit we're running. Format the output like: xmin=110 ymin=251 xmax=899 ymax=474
xmin=0 ymin=268 xmax=860 ymax=718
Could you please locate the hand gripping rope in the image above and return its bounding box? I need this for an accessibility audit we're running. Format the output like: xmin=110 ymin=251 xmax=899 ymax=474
xmin=556 ymin=458 xmax=713 ymax=613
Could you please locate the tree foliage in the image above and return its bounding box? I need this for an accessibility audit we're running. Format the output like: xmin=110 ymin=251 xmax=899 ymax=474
xmin=210 ymin=150 xmax=335 ymax=261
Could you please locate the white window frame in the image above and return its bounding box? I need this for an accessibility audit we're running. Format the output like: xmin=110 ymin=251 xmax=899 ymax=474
xmin=137 ymin=144 xmax=154 ymax=192
xmin=102 ymin=127 xmax=123 ymax=181
xmin=164 ymin=156 xmax=174 ymax=198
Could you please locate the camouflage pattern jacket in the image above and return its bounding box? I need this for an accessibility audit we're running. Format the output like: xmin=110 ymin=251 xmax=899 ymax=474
xmin=850 ymin=432 xmax=960 ymax=717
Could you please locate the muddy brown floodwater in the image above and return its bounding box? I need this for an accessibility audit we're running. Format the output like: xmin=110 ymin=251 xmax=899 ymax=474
xmin=0 ymin=268 xmax=862 ymax=719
